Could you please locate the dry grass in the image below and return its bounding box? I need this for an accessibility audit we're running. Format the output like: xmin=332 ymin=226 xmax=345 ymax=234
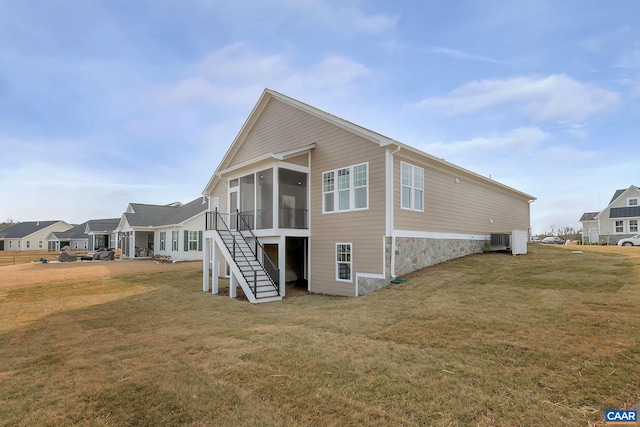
xmin=1 ymin=244 xmax=639 ymax=426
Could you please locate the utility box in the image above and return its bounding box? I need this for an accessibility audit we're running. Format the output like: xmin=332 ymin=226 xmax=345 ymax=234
xmin=511 ymin=229 xmax=528 ymax=255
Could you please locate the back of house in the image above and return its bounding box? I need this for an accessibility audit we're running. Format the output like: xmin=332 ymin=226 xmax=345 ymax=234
xmin=202 ymin=89 xmax=535 ymax=302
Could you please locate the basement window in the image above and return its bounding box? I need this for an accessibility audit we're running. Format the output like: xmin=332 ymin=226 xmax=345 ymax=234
xmin=336 ymin=243 xmax=352 ymax=282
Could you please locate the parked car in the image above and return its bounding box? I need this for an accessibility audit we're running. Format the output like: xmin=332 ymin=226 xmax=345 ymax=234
xmin=617 ymin=235 xmax=640 ymax=246
xmin=541 ymin=236 xmax=565 ymax=244
xmin=530 ymin=236 xmax=542 ymax=243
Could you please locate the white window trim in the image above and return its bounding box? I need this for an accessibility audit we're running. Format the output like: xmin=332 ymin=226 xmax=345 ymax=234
xmin=159 ymin=231 xmax=166 ymax=251
xmin=336 ymin=242 xmax=353 ymax=283
xmin=628 ymin=198 xmax=638 ymax=207
xmin=615 ymin=220 xmax=624 ymax=233
xmin=188 ymin=231 xmax=199 ymax=251
xmin=172 ymin=230 xmax=179 ymax=251
xmin=322 ymin=162 xmax=369 ymax=214
xmin=629 ymin=219 xmax=638 ymax=233
xmin=400 ymin=161 xmax=424 ymax=212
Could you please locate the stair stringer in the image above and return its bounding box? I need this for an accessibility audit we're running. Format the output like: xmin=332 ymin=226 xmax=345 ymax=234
xmin=212 ymin=231 xmax=282 ymax=304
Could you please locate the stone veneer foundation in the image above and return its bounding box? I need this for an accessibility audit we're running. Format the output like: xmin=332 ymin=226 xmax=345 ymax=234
xmin=357 ymin=236 xmax=486 ymax=296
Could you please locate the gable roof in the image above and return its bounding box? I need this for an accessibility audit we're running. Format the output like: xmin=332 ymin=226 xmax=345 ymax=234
xmin=50 ymin=222 xmax=89 ymax=240
xmin=0 ymin=221 xmax=67 ymax=239
xmin=610 ymin=189 xmax=626 ymax=204
xmin=202 ymin=88 xmax=536 ymax=201
xmin=123 ymin=197 xmax=207 ymax=228
xmin=86 ymin=218 xmax=120 ymax=234
xmin=579 ymin=212 xmax=599 ymax=222
xmin=609 ymin=185 xmax=640 ymax=204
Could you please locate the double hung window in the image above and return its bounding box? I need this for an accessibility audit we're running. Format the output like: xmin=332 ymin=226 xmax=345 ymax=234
xmin=189 ymin=231 xmax=199 ymax=251
xmin=401 ymin=162 xmax=424 ymax=211
xmin=159 ymin=232 xmax=166 ymax=251
xmin=172 ymin=231 xmax=178 ymax=251
xmin=323 ymin=163 xmax=368 ymax=213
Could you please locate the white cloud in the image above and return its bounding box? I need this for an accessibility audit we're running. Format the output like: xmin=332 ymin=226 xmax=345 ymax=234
xmin=428 ymin=46 xmax=504 ymax=64
xmin=423 ymin=127 xmax=549 ymax=158
xmin=415 ymin=74 xmax=621 ymax=122
xmin=283 ymin=55 xmax=371 ymax=92
xmin=155 ymin=44 xmax=371 ymax=107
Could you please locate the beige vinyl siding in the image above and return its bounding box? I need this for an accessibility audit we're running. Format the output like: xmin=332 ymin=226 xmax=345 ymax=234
xmin=310 ymin=128 xmax=387 ymax=296
xmin=284 ymin=153 xmax=309 ymax=167
xmin=230 ymin=99 xmax=318 ymax=167
xmin=394 ymin=153 xmax=531 ymax=234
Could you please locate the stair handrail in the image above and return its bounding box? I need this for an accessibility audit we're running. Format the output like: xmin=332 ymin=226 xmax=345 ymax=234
xmin=236 ymin=210 xmax=280 ymax=293
xmin=212 ymin=208 xmax=261 ymax=298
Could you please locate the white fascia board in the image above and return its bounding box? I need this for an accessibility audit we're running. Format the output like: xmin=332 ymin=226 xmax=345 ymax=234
xmin=393 ymin=229 xmax=489 ymax=241
xmin=273 ymin=143 xmax=316 ymax=160
xmin=216 ymin=153 xmax=274 ymax=176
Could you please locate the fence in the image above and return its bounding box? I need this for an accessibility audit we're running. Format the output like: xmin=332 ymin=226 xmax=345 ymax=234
xmin=0 ymin=250 xmax=89 ymax=266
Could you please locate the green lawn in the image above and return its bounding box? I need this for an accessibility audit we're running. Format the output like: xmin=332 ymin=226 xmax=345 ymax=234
xmin=1 ymin=244 xmax=639 ymax=426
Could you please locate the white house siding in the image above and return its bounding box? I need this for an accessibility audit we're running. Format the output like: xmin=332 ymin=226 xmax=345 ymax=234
xmin=154 ymin=216 xmax=206 ymax=262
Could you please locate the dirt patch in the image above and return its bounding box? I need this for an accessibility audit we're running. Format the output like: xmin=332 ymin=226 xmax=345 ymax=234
xmin=0 ymin=260 xmax=201 ymax=290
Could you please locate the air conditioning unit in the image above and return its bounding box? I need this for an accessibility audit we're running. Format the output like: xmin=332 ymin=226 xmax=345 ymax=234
xmin=489 ymin=231 xmax=528 ymax=255
xmin=490 ymin=233 xmax=510 ymax=249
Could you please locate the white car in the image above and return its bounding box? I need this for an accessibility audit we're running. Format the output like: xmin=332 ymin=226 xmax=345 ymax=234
xmin=617 ymin=234 xmax=640 ymax=246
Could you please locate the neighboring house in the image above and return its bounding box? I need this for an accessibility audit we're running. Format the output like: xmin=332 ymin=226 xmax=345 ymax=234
xmin=201 ymin=89 xmax=535 ymax=303
xmin=0 ymin=220 xmax=72 ymax=251
xmin=580 ymin=185 xmax=640 ymax=244
xmin=579 ymin=212 xmax=599 ymax=245
xmin=86 ymin=218 xmax=120 ymax=250
xmin=116 ymin=198 xmax=208 ymax=261
xmin=47 ymin=222 xmax=90 ymax=251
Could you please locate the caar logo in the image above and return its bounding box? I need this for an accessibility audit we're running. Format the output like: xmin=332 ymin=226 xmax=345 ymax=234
xmin=605 ymin=409 xmax=637 ymax=425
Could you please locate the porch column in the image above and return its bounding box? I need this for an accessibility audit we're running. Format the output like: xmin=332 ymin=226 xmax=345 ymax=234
xmin=212 ymin=238 xmax=219 ymax=294
xmin=202 ymin=237 xmax=211 ymax=292
xmin=130 ymin=231 xmax=136 ymax=258
xmin=278 ymin=235 xmax=286 ymax=297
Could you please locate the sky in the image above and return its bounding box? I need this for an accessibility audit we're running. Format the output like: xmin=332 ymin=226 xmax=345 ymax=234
xmin=1 ymin=0 xmax=639 ymax=234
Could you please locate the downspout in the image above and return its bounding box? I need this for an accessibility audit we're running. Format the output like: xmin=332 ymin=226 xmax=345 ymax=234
xmin=389 ymin=145 xmax=401 ymax=279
